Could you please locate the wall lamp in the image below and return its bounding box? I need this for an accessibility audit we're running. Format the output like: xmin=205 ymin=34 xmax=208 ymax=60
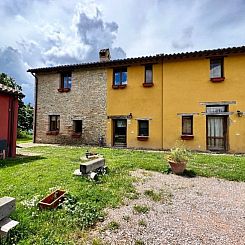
xmin=128 ymin=113 xmax=133 ymax=119
xmin=237 ymin=110 xmax=243 ymax=117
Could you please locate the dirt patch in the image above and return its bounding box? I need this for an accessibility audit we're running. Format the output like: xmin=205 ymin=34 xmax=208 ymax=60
xmin=17 ymin=142 xmax=60 ymax=148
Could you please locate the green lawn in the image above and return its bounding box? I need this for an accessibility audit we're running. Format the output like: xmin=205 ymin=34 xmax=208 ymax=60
xmin=0 ymin=146 xmax=244 ymax=244
xmin=16 ymin=135 xmax=33 ymax=144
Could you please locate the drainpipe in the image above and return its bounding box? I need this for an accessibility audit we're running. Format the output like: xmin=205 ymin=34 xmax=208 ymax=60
xmin=31 ymin=72 xmax=38 ymax=143
xmin=161 ymin=58 xmax=164 ymax=150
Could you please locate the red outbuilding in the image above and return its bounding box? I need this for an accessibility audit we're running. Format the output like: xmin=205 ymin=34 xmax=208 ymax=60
xmin=0 ymin=84 xmax=24 ymax=158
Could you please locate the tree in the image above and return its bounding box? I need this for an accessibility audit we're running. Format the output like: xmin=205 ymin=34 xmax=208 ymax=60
xmin=18 ymin=103 xmax=34 ymax=132
xmin=0 ymin=73 xmax=22 ymax=91
xmin=0 ymin=72 xmax=33 ymax=132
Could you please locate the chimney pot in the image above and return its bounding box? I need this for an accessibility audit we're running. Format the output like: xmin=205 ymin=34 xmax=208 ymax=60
xmin=99 ymin=48 xmax=110 ymax=62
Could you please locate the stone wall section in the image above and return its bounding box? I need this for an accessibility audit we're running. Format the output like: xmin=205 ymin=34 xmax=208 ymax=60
xmin=35 ymin=68 xmax=107 ymax=145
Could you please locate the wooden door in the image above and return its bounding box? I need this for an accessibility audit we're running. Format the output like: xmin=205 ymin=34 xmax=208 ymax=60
xmin=113 ymin=119 xmax=127 ymax=147
xmin=207 ymin=116 xmax=227 ymax=151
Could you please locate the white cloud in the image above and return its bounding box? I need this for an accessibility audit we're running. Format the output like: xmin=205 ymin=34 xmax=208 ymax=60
xmin=0 ymin=0 xmax=126 ymax=103
xmin=1 ymin=0 xmax=245 ymax=103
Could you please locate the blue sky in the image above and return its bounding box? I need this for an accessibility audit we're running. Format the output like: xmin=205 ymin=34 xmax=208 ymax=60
xmin=1 ymin=0 xmax=245 ymax=103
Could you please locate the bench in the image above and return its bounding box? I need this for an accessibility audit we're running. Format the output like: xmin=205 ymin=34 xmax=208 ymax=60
xmin=0 ymin=197 xmax=19 ymax=237
xmin=80 ymin=157 xmax=105 ymax=174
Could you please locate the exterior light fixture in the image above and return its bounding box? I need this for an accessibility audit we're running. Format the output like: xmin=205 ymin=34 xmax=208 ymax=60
xmin=237 ymin=110 xmax=243 ymax=117
xmin=128 ymin=113 xmax=133 ymax=119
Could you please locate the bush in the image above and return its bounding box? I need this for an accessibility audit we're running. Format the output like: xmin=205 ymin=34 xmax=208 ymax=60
xmin=17 ymin=129 xmax=32 ymax=139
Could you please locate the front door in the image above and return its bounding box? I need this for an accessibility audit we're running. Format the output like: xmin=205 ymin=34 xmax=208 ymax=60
xmin=113 ymin=119 xmax=127 ymax=147
xmin=207 ymin=116 xmax=227 ymax=151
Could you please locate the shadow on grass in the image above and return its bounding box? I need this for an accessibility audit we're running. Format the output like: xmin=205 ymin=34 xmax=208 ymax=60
xmin=182 ymin=169 xmax=197 ymax=178
xmin=163 ymin=167 xmax=197 ymax=178
xmin=0 ymin=155 xmax=46 ymax=168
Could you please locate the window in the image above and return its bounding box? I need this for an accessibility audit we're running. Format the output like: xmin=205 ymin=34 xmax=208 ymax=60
xmin=113 ymin=68 xmax=127 ymax=86
xmin=138 ymin=120 xmax=149 ymax=136
xmin=182 ymin=116 xmax=193 ymax=135
xmin=145 ymin=65 xmax=153 ymax=84
xmin=210 ymin=58 xmax=224 ymax=81
xmin=206 ymin=105 xmax=227 ymax=113
xmin=60 ymin=72 xmax=72 ymax=90
xmin=49 ymin=115 xmax=60 ymax=132
xmin=73 ymin=120 xmax=82 ymax=133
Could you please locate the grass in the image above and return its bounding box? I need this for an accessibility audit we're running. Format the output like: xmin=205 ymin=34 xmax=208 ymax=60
xmin=133 ymin=205 xmax=150 ymax=214
xmin=135 ymin=240 xmax=145 ymax=245
xmin=138 ymin=219 xmax=147 ymax=227
xmin=107 ymin=221 xmax=120 ymax=230
xmin=144 ymin=189 xmax=162 ymax=202
xmin=17 ymin=134 xmax=33 ymax=143
xmin=0 ymin=146 xmax=245 ymax=244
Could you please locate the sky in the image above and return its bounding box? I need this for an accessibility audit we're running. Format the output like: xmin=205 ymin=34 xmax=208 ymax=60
xmin=1 ymin=0 xmax=245 ymax=104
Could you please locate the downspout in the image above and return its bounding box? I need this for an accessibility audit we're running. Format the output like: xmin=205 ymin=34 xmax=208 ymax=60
xmin=31 ymin=72 xmax=38 ymax=143
xmin=161 ymin=58 xmax=164 ymax=150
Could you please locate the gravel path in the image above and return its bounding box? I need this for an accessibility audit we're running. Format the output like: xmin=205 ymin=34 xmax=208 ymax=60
xmin=88 ymin=169 xmax=245 ymax=245
xmin=17 ymin=142 xmax=60 ymax=148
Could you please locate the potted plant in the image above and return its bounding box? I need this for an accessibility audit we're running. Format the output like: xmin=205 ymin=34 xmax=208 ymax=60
xmin=166 ymin=145 xmax=191 ymax=174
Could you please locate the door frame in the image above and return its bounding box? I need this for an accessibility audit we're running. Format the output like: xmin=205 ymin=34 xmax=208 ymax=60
xmin=112 ymin=119 xmax=127 ymax=147
xmin=206 ymin=115 xmax=228 ymax=152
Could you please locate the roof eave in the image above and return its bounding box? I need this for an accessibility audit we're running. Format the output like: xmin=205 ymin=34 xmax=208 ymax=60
xmin=27 ymin=45 xmax=245 ymax=73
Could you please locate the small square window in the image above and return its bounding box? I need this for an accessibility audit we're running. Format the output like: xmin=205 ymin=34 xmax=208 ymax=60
xmin=73 ymin=120 xmax=82 ymax=133
xmin=210 ymin=58 xmax=223 ymax=79
xmin=61 ymin=72 xmax=72 ymax=89
xmin=145 ymin=65 xmax=153 ymax=84
xmin=182 ymin=116 xmax=193 ymax=135
xmin=113 ymin=68 xmax=127 ymax=86
xmin=138 ymin=120 xmax=149 ymax=136
xmin=49 ymin=115 xmax=60 ymax=131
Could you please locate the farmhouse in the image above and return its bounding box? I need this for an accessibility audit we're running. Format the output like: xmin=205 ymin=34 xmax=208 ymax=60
xmin=0 ymin=84 xmax=23 ymax=157
xmin=28 ymin=46 xmax=245 ymax=153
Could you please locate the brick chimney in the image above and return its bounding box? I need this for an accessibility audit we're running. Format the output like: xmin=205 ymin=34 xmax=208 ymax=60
xmin=99 ymin=49 xmax=110 ymax=62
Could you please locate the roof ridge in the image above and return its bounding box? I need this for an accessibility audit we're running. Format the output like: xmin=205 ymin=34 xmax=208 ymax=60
xmin=27 ymin=45 xmax=245 ymax=73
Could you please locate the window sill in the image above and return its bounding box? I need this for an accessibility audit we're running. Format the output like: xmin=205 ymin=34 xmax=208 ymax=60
xmin=210 ymin=77 xmax=225 ymax=82
xmin=71 ymin=133 xmax=82 ymax=138
xmin=143 ymin=83 xmax=154 ymax=87
xmin=181 ymin=135 xmax=194 ymax=140
xmin=112 ymin=84 xmax=127 ymax=89
xmin=57 ymin=88 xmax=71 ymax=93
xmin=137 ymin=136 xmax=149 ymax=141
xmin=46 ymin=131 xmax=59 ymax=135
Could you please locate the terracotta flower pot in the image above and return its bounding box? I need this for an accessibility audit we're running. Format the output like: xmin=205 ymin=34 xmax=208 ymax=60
xmin=38 ymin=190 xmax=66 ymax=209
xmin=168 ymin=160 xmax=187 ymax=174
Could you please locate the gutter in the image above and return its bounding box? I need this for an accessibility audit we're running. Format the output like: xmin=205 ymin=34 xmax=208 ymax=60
xmin=30 ymin=72 xmax=38 ymax=143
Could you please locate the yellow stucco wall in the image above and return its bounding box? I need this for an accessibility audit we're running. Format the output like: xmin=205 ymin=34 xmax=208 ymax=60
xmin=163 ymin=55 xmax=245 ymax=152
xmin=106 ymin=54 xmax=245 ymax=152
xmin=106 ymin=63 xmax=163 ymax=149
